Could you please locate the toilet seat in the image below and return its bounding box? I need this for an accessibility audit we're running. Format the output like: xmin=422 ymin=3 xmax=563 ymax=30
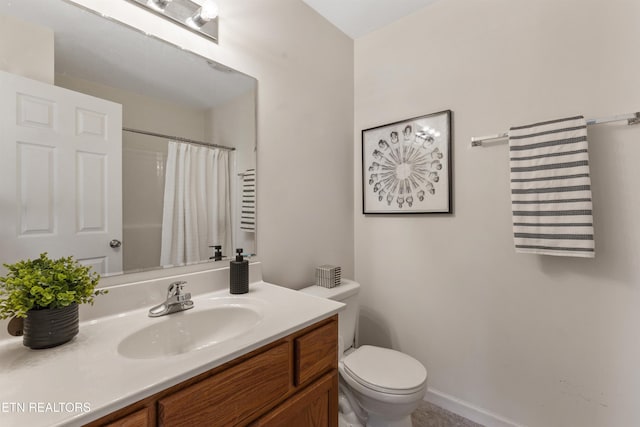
xmin=341 ymin=345 xmax=427 ymax=395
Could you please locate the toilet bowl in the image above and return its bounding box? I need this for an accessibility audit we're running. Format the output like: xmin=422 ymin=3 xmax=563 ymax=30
xmin=339 ymin=345 xmax=427 ymax=427
xmin=300 ymin=280 xmax=427 ymax=427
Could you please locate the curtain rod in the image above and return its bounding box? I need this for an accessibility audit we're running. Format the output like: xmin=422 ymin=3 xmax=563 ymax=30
xmin=123 ymin=127 xmax=235 ymax=151
xmin=470 ymin=112 xmax=640 ymax=147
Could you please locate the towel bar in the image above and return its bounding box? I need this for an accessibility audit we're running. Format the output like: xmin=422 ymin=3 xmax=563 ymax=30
xmin=471 ymin=111 xmax=640 ymax=147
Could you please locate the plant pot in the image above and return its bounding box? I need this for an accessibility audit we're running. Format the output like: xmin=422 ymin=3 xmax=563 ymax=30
xmin=23 ymin=303 xmax=79 ymax=349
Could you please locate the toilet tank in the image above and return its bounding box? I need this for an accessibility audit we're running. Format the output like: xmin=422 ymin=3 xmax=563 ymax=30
xmin=300 ymin=279 xmax=360 ymax=352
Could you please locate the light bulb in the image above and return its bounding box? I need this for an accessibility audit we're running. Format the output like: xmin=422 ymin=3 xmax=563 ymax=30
xmin=188 ymin=0 xmax=218 ymax=28
xmin=200 ymin=0 xmax=218 ymax=21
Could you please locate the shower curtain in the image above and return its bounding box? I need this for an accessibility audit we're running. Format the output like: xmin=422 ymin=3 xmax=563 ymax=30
xmin=160 ymin=141 xmax=232 ymax=266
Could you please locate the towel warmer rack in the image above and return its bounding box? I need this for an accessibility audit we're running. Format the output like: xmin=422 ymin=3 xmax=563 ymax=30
xmin=470 ymin=111 xmax=640 ymax=147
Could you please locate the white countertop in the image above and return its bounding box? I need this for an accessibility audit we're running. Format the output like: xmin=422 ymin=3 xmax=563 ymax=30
xmin=0 ymin=281 xmax=343 ymax=426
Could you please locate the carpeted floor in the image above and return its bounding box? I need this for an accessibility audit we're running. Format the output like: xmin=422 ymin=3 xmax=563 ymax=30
xmin=411 ymin=401 xmax=485 ymax=427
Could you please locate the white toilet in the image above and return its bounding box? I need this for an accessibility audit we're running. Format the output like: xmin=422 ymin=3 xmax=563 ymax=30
xmin=301 ymin=280 xmax=427 ymax=427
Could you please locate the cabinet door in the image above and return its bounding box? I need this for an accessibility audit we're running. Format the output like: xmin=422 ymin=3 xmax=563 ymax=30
xmin=252 ymin=373 xmax=338 ymax=427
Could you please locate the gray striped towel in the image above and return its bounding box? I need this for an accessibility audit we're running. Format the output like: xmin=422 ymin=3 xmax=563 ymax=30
xmin=240 ymin=168 xmax=256 ymax=232
xmin=509 ymin=116 xmax=595 ymax=258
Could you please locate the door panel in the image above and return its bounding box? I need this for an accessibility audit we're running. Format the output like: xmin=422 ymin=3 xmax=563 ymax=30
xmin=17 ymin=141 xmax=56 ymax=235
xmin=76 ymin=151 xmax=107 ymax=232
xmin=16 ymin=93 xmax=55 ymax=129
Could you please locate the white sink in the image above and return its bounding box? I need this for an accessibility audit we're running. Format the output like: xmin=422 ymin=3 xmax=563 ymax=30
xmin=117 ymin=298 xmax=264 ymax=359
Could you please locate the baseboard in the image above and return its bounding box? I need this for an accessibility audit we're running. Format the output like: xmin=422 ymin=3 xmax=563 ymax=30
xmin=423 ymin=388 xmax=525 ymax=427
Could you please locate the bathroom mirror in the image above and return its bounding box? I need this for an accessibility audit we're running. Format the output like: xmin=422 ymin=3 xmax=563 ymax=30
xmin=0 ymin=0 xmax=257 ymax=276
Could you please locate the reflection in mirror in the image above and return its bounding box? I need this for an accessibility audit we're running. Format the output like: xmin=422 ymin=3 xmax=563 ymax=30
xmin=0 ymin=0 xmax=257 ymax=276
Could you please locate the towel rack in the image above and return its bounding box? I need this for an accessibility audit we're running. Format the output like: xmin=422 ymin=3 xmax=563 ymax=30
xmin=470 ymin=111 xmax=640 ymax=147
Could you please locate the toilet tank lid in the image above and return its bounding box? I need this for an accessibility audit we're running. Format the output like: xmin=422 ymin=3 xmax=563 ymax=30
xmin=299 ymin=279 xmax=360 ymax=301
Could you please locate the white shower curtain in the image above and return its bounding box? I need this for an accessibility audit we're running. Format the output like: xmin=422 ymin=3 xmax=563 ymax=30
xmin=160 ymin=141 xmax=232 ymax=266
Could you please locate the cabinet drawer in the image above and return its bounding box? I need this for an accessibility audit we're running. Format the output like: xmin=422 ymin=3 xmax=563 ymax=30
xmin=158 ymin=342 xmax=291 ymax=426
xmin=294 ymin=320 xmax=338 ymax=386
xmin=103 ymin=407 xmax=149 ymax=427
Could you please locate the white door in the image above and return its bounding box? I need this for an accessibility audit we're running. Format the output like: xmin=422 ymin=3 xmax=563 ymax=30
xmin=0 ymin=70 xmax=123 ymax=275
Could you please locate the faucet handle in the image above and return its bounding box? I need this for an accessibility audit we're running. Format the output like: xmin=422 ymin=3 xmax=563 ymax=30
xmin=168 ymin=281 xmax=187 ymax=297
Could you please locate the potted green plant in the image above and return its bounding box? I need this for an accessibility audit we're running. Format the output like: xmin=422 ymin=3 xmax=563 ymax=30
xmin=0 ymin=253 xmax=107 ymax=349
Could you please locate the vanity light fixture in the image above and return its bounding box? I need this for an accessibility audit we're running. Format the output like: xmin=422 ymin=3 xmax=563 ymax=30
xmin=126 ymin=0 xmax=218 ymax=43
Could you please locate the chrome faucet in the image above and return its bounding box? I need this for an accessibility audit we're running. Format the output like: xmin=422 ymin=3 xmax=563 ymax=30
xmin=148 ymin=281 xmax=194 ymax=317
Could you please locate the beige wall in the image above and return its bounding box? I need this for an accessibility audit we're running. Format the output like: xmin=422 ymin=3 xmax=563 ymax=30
xmin=206 ymin=89 xmax=256 ymax=172
xmin=355 ymin=0 xmax=640 ymax=426
xmin=0 ymin=14 xmax=54 ymax=84
xmin=68 ymin=0 xmax=355 ymax=285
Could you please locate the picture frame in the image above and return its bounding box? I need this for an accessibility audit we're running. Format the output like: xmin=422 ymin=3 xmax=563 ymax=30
xmin=362 ymin=110 xmax=452 ymax=214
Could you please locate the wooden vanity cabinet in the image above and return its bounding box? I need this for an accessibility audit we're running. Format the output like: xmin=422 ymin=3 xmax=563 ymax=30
xmin=86 ymin=315 xmax=338 ymax=427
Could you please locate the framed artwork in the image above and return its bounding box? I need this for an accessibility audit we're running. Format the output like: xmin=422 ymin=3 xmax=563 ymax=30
xmin=362 ymin=110 xmax=452 ymax=214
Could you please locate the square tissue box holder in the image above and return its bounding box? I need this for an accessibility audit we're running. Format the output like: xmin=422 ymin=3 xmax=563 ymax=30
xmin=315 ymin=265 xmax=341 ymax=288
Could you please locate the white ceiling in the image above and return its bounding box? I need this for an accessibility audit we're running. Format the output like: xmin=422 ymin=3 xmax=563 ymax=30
xmin=301 ymin=0 xmax=440 ymax=39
